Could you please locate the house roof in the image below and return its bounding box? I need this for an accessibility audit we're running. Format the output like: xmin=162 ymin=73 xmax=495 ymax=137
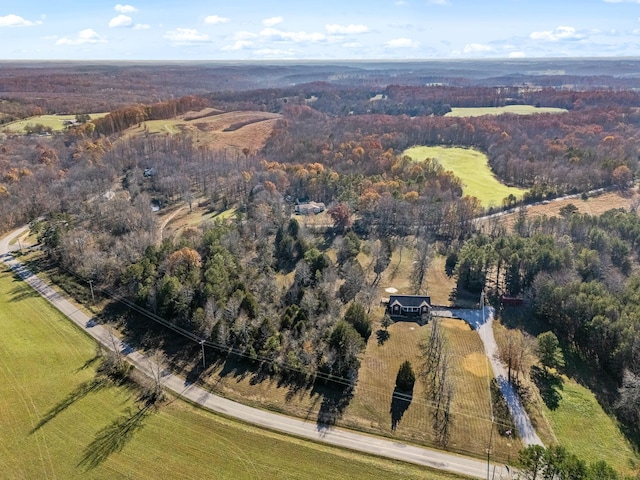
xmin=388 ymin=295 xmax=431 ymax=307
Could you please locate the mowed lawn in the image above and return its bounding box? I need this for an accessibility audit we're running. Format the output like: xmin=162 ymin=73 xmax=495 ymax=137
xmin=445 ymin=105 xmax=567 ymax=117
xmin=0 ymin=265 xmax=468 ymax=480
xmin=2 ymin=113 xmax=109 ymax=133
xmin=543 ymin=375 xmax=639 ymax=475
xmin=403 ymin=146 xmax=527 ymax=208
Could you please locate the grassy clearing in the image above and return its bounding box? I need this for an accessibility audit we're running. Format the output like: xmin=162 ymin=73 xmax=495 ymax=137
xmin=485 ymin=189 xmax=640 ymax=233
xmin=2 ymin=113 xmax=109 ymax=133
xmin=403 ymin=146 xmax=528 ymax=208
xmin=445 ymin=105 xmax=567 ymax=117
xmin=543 ymin=372 xmax=639 ymax=475
xmin=0 ymin=265 xmax=468 ymax=479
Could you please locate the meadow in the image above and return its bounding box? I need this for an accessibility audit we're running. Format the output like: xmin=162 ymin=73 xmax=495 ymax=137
xmin=445 ymin=105 xmax=567 ymax=117
xmin=2 ymin=113 xmax=109 ymax=133
xmin=403 ymin=146 xmax=528 ymax=208
xmin=0 ymin=264 xmax=468 ymax=480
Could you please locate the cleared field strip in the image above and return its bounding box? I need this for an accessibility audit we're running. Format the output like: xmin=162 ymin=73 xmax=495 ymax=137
xmin=403 ymin=146 xmax=527 ymax=208
xmin=2 ymin=113 xmax=109 ymax=133
xmin=445 ymin=105 xmax=567 ymax=117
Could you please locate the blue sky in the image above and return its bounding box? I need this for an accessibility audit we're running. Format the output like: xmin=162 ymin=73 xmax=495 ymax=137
xmin=2 ymin=1 xmax=640 ymax=60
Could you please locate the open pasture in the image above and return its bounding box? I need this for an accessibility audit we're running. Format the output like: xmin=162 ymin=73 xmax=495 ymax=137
xmin=445 ymin=105 xmax=567 ymax=117
xmin=403 ymin=146 xmax=527 ymax=208
xmin=125 ymin=109 xmax=281 ymax=154
xmin=0 ymin=265 xmax=466 ymax=480
xmin=2 ymin=113 xmax=108 ymax=133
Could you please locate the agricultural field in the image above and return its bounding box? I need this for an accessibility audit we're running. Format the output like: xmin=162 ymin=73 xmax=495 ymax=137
xmin=542 ymin=373 xmax=639 ymax=475
xmin=123 ymin=109 xmax=281 ymax=154
xmin=0 ymin=265 xmax=467 ymax=480
xmin=403 ymin=146 xmax=528 ymax=208
xmin=485 ymin=189 xmax=640 ymax=232
xmin=445 ymin=105 xmax=567 ymax=117
xmin=2 ymin=113 xmax=109 ymax=133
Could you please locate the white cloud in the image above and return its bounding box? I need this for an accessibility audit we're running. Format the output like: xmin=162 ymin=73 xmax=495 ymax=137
xmin=233 ymin=31 xmax=258 ymax=40
xmin=222 ymin=40 xmax=253 ymax=51
xmin=204 ymin=15 xmax=229 ymax=25
xmin=385 ymin=37 xmax=417 ymax=48
xmin=342 ymin=42 xmax=362 ymax=48
xmin=134 ymin=23 xmax=150 ymax=30
xmin=0 ymin=14 xmax=42 ymax=27
xmin=395 ymin=1 xmax=407 ymax=5
xmin=463 ymin=43 xmax=492 ymax=53
xmin=115 ymin=4 xmax=138 ymax=13
xmin=260 ymin=27 xmax=325 ymax=42
xmin=326 ymin=24 xmax=369 ymax=34
xmin=429 ymin=0 xmax=451 ymax=4
xmin=108 ymin=14 xmax=132 ymax=28
xmin=163 ymin=28 xmax=209 ymax=44
xmin=262 ymin=16 xmax=283 ymax=27
xmin=530 ymin=26 xmax=583 ymax=41
xmin=508 ymin=51 xmax=526 ymax=58
xmin=56 ymin=29 xmax=106 ymax=46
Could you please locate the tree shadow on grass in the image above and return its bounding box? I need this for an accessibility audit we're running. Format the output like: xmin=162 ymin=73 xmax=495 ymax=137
xmin=31 ymin=377 xmax=107 ymax=433
xmin=78 ymin=405 xmax=152 ymax=471
xmin=8 ymin=281 xmax=40 ymax=302
xmin=376 ymin=329 xmax=390 ymax=346
xmin=531 ymin=365 xmax=563 ymax=410
xmin=390 ymin=387 xmax=412 ymax=431
xmin=314 ymin=383 xmax=354 ymax=432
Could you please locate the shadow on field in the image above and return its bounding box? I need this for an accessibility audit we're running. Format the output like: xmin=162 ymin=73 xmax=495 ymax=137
xmin=78 ymin=405 xmax=152 ymax=470
xmin=315 ymin=384 xmax=354 ymax=430
xmin=531 ymin=365 xmax=563 ymax=410
xmin=390 ymin=387 xmax=412 ymax=431
xmin=8 ymin=281 xmax=40 ymax=302
xmin=31 ymin=377 xmax=107 ymax=433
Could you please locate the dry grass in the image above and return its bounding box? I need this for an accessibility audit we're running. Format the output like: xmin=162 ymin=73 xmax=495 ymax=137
xmin=426 ymin=255 xmax=456 ymax=306
xmin=489 ymin=189 xmax=640 ymax=232
xmin=123 ymin=109 xmax=281 ymax=154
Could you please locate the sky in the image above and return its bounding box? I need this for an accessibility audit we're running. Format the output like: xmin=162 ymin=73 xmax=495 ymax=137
xmin=2 ymin=1 xmax=640 ymax=61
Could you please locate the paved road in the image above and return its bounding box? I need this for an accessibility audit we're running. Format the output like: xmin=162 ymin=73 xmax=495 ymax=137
xmin=434 ymin=307 xmax=543 ymax=446
xmin=0 ymin=227 xmax=511 ymax=479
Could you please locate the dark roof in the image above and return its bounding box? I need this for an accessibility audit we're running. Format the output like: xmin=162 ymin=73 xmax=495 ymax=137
xmin=388 ymin=295 xmax=431 ymax=307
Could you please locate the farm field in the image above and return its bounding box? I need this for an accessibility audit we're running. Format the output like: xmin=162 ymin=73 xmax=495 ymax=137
xmin=0 ymin=265 xmax=467 ymax=480
xmin=543 ymin=373 xmax=639 ymax=475
xmin=487 ymin=189 xmax=640 ymax=232
xmin=2 ymin=113 xmax=109 ymax=133
xmin=403 ymin=146 xmax=528 ymax=208
xmin=445 ymin=105 xmax=567 ymax=117
xmin=124 ymin=109 xmax=281 ymax=154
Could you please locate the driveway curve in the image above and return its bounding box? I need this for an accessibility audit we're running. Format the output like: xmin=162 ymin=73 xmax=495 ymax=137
xmin=1 ymin=226 xmax=509 ymax=479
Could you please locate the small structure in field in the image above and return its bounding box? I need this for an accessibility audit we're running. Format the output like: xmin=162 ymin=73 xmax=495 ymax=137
xmin=387 ymin=295 xmax=431 ymax=320
xmin=295 ymin=201 xmax=325 ymax=215
xmin=500 ymin=295 xmax=523 ymax=306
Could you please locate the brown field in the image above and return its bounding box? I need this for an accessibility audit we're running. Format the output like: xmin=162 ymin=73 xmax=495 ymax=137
xmin=124 ymin=109 xmax=281 ymax=154
xmin=485 ymin=189 xmax=639 ymax=232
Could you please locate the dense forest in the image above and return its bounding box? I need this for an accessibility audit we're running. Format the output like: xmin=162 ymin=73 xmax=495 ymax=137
xmin=2 ymin=61 xmax=640 ymax=460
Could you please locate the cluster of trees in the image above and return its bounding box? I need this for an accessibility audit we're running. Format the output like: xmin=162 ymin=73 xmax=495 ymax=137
xmin=518 ymin=445 xmax=629 ymax=480
xmin=452 ymin=208 xmax=640 ymax=437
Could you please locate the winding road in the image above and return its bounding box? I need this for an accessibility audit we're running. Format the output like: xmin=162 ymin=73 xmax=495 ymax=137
xmin=1 ymin=226 xmax=512 ymax=479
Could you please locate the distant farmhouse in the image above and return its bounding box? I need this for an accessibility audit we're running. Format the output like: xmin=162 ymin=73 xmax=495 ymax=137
xmin=387 ymin=294 xmax=431 ymax=320
xmin=294 ymin=201 xmax=325 ymax=215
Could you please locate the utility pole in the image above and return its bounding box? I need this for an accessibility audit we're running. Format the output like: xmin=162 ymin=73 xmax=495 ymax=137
xmin=487 ymin=415 xmax=494 ymax=480
xmin=88 ymin=279 xmax=95 ymax=303
xmin=200 ymin=339 xmax=206 ymax=369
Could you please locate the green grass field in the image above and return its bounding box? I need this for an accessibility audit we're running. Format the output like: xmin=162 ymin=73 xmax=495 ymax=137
xmin=0 ymin=264 xmax=468 ymax=479
xmin=445 ymin=105 xmax=567 ymax=117
xmin=403 ymin=146 xmax=527 ymax=208
xmin=2 ymin=113 xmax=109 ymax=133
xmin=543 ymin=374 xmax=639 ymax=475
